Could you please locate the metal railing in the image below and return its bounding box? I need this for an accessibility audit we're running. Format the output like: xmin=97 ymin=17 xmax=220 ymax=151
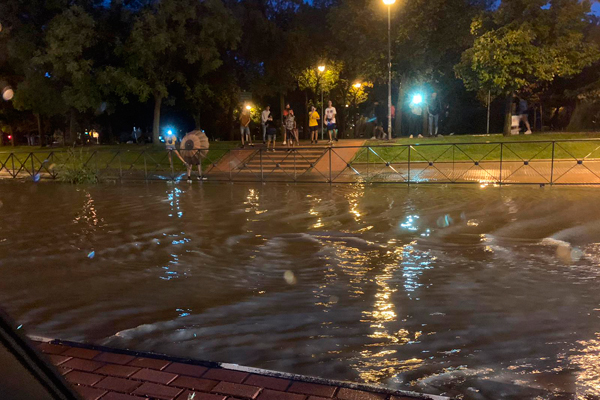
xmin=2 ymin=138 xmax=600 ymax=185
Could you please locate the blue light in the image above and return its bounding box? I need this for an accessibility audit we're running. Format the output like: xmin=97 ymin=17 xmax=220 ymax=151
xmin=167 ymin=130 xmax=173 ymax=135
xmin=412 ymin=94 xmax=423 ymax=104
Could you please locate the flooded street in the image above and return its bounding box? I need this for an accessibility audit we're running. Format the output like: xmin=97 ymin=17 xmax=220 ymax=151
xmin=1 ymin=182 xmax=600 ymax=399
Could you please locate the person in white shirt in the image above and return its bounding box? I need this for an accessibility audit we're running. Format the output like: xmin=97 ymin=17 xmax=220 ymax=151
xmin=261 ymin=106 xmax=272 ymax=144
xmin=325 ymin=101 xmax=337 ymax=144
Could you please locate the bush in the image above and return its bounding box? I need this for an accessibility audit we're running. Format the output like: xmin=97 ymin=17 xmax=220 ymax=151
xmin=54 ymin=149 xmax=99 ymax=184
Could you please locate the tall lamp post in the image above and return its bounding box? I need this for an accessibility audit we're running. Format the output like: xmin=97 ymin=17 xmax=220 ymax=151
xmin=352 ymin=83 xmax=362 ymax=137
xmin=383 ymin=0 xmax=396 ymax=140
xmin=318 ymin=65 xmax=325 ymax=141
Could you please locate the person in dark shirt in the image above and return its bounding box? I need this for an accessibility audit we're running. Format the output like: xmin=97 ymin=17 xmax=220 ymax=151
xmin=518 ymin=97 xmax=532 ymax=134
xmin=427 ymin=92 xmax=442 ymax=137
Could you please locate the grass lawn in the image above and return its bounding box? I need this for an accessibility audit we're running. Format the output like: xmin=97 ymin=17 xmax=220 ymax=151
xmin=354 ymin=132 xmax=600 ymax=163
xmin=0 ymin=142 xmax=241 ymax=174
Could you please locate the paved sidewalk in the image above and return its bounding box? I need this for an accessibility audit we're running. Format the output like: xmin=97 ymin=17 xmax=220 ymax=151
xmin=31 ymin=338 xmax=447 ymax=400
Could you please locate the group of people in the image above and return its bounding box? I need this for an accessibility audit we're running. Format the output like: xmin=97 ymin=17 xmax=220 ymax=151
xmin=241 ymin=101 xmax=340 ymax=150
xmin=407 ymin=92 xmax=444 ymax=138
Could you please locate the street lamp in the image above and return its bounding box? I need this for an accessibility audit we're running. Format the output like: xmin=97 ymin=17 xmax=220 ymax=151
xmin=318 ymin=65 xmax=326 ymax=141
xmin=383 ymin=0 xmax=396 ymax=140
xmin=353 ymin=82 xmax=362 ymax=89
xmin=245 ymin=104 xmax=252 ymax=110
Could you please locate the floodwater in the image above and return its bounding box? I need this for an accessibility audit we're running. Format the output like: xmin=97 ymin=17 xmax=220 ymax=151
xmin=1 ymin=182 xmax=600 ymax=399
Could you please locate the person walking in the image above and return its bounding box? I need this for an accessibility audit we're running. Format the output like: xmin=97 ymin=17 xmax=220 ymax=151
xmin=240 ymin=109 xmax=253 ymax=147
xmin=518 ymin=97 xmax=532 ymax=134
xmin=325 ymin=101 xmax=337 ymax=144
xmin=308 ymin=106 xmax=320 ymax=144
xmin=409 ymin=98 xmax=423 ymax=138
xmin=285 ymin=109 xmax=297 ymax=149
xmin=427 ymin=92 xmax=442 ymax=137
xmin=261 ymin=106 xmax=271 ymax=144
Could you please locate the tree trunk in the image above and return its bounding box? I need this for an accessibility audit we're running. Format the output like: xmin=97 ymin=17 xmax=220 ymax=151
xmin=503 ymin=92 xmax=513 ymax=136
xmin=227 ymin=102 xmax=235 ymax=141
xmin=304 ymin=90 xmax=309 ymax=141
xmin=35 ymin=113 xmax=45 ymax=147
xmin=341 ymin=90 xmax=348 ymax=138
xmin=194 ymin=113 xmax=202 ymax=130
xmin=395 ymin=78 xmax=404 ymax=136
xmin=152 ymin=94 xmax=163 ymax=144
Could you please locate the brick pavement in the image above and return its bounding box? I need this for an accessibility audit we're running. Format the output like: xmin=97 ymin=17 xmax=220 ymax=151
xmin=32 ymin=339 xmax=447 ymax=400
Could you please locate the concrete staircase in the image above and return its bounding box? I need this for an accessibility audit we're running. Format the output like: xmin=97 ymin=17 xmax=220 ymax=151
xmin=238 ymin=147 xmax=327 ymax=175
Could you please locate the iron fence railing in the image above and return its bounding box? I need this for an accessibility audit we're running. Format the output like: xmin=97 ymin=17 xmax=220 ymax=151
xmin=2 ymin=138 xmax=600 ymax=185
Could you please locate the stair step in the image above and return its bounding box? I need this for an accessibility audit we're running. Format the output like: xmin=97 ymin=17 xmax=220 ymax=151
xmin=245 ymin=164 xmax=313 ymax=169
xmin=234 ymin=148 xmax=327 ymax=172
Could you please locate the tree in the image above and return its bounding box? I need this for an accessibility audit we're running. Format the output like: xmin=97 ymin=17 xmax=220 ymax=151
xmin=0 ymin=0 xmax=75 ymax=146
xmin=12 ymin=72 xmax=66 ymax=146
xmin=39 ymin=5 xmax=102 ymax=144
xmin=297 ymin=61 xmax=342 ymax=105
xmin=115 ymin=0 xmax=239 ymax=144
xmin=330 ymin=0 xmax=488 ymax=136
xmin=298 ymin=61 xmax=342 ymax=134
xmin=456 ymin=0 xmax=599 ymax=135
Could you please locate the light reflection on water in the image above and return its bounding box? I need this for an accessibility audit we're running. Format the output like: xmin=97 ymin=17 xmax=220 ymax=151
xmin=2 ymin=183 xmax=600 ymax=399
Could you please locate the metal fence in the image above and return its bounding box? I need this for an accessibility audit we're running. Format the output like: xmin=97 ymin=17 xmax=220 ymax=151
xmin=2 ymin=138 xmax=600 ymax=185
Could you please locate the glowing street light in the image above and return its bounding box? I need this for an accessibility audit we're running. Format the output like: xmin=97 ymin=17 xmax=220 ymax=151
xmin=353 ymin=82 xmax=362 ymax=89
xmin=245 ymin=104 xmax=252 ymax=110
xmin=412 ymin=94 xmax=423 ymax=104
xmin=318 ymin=65 xmax=325 ymax=72
xmin=383 ymin=0 xmax=396 ymax=140
xmin=2 ymin=86 xmax=14 ymax=101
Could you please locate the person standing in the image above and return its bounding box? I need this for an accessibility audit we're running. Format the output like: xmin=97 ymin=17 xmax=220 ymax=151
xmin=427 ymin=92 xmax=442 ymax=137
xmin=518 ymin=97 xmax=532 ymax=134
xmin=409 ymin=99 xmax=423 ymax=138
xmin=325 ymin=101 xmax=337 ymax=144
xmin=308 ymin=106 xmax=320 ymax=144
xmin=240 ymin=109 xmax=253 ymax=147
xmin=282 ymin=103 xmax=291 ymax=145
xmin=266 ymin=117 xmax=277 ymax=152
xmin=261 ymin=106 xmax=271 ymax=144
xmin=285 ymin=109 xmax=297 ymax=149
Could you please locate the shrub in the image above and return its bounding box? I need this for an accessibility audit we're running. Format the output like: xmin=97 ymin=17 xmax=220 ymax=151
xmin=54 ymin=149 xmax=99 ymax=184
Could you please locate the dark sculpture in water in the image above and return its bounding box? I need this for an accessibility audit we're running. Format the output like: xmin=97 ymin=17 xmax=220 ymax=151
xmin=180 ymin=130 xmax=209 ymax=181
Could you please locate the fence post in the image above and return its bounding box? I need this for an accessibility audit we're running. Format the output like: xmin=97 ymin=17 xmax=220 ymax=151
xmin=550 ymin=141 xmax=555 ymax=185
xmin=329 ymin=147 xmax=332 ymax=184
xmin=452 ymin=144 xmax=456 ymax=180
xmin=170 ymin=150 xmax=175 ymax=181
xmin=11 ymin=154 xmax=15 ymax=178
xmin=366 ymin=146 xmax=370 ymax=181
xmin=143 ymin=151 xmax=148 ymax=180
xmin=499 ymin=143 xmax=503 ymax=185
xmin=407 ymin=146 xmax=411 ymax=185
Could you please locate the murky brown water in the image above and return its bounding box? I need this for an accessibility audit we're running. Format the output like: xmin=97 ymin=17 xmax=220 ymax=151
xmin=1 ymin=182 xmax=600 ymax=399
